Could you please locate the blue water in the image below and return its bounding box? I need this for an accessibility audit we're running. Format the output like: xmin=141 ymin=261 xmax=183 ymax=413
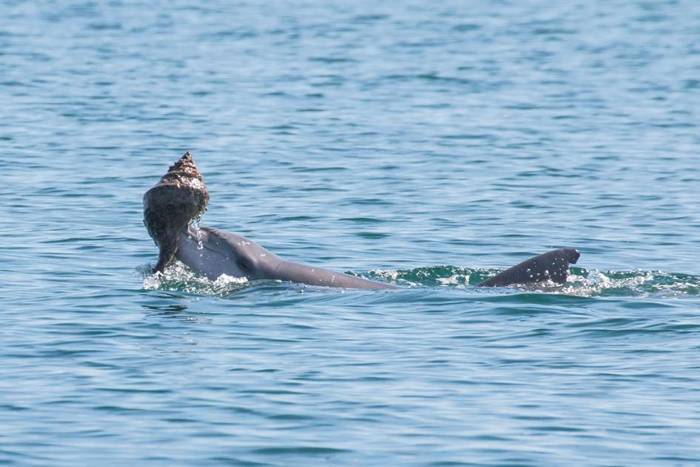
xmin=2 ymin=0 xmax=700 ymax=465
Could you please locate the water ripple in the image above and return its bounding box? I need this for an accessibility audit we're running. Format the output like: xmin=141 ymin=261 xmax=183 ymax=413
xmin=3 ymin=0 xmax=700 ymax=465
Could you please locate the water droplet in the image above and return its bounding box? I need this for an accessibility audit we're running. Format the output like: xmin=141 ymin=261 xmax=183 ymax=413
xmin=190 ymin=219 xmax=204 ymax=249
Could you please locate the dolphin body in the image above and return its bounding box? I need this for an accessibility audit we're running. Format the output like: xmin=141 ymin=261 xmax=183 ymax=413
xmin=144 ymin=153 xmax=580 ymax=290
xmin=175 ymin=226 xmax=579 ymax=289
xmin=176 ymin=225 xmax=390 ymax=289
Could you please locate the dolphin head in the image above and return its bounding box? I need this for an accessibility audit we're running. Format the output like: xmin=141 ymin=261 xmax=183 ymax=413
xmin=143 ymin=152 xmax=209 ymax=272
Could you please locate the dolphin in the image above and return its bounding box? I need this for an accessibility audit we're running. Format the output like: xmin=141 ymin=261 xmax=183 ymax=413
xmin=144 ymin=153 xmax=581 ymax=289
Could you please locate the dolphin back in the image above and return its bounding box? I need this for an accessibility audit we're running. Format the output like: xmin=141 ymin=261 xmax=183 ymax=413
xmin=477 ymin=248 xmax=580 ymax=287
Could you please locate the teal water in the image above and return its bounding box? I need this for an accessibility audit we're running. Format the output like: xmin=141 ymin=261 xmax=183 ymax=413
xmin=2 ymin=1 xmax=700 ymax=465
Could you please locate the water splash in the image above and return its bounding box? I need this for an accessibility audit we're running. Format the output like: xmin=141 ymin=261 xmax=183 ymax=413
xmin=368 ymin=266 xmax=700 ymax=297
xmin=369 ymin=266 xmax=476 ymax=288
xmin=562 ymin=268 xmax=700 ymax=298
xmin=141 ymin=261 xmax=700 ymax=298
xmin=190 ymin=219 xmax=204 ymax=250
xmin=142 ymin=261 xmax=248 ymax=296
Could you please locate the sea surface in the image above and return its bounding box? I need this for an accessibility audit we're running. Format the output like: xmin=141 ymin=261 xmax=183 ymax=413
xmin=2 ymin=0 xmax=700 ymax=465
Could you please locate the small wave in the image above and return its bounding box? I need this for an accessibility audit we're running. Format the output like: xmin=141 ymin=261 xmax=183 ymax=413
xmin=561 ymin=268 xmax=700 ymax=298
xmin=368 ymin=265 xmax=479 ymax=287
xmin=368 ymin=267 xmax=700 ymax=297
xmin=141 ymin=262 xmax=248 ymax=296
xmin=141 ymin=262 xmax=700 ymax=298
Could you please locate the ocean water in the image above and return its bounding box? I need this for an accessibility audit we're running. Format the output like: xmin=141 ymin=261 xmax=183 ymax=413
xmin=2 ymin=0 xmax=700 ymax=465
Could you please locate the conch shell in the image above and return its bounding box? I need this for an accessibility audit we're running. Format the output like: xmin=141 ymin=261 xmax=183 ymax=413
xmin=143 ymin=152 xmax=209 ymax=272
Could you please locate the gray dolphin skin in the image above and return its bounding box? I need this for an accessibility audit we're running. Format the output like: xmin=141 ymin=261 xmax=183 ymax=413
xmin=476 ymin=248 xmax=581 ymax=287
xmin=176 ymin=225 xmax=390 ymax=289
xmin=144 ymin=153 xmax=581 ymax=290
